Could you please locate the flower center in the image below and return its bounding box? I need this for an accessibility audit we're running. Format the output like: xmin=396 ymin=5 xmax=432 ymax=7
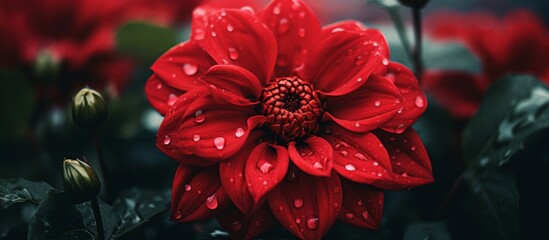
xmin=260 ymin=76 xmax=323 ymax=142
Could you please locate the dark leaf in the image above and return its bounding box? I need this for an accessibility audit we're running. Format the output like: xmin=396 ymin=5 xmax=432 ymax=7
xmin=0 ymin=178 xmax=54 ymax=209
xmin=404 ymin=221 xmax=452 ymax=240
xmin=463 ymin=75 xmax=549 ymax=167
xmin=116 ymin=21 xmax=178 ymax=64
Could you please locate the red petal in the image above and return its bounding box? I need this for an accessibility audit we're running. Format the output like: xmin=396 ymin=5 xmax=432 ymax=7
xmin=267 ymin=168 xmax=342 ymax=240
xmin=151 ymin=41 xmax=215 ymax=91
xmin=193 ymin=8 xmax=277 ymax=84
xmin=259 ymin=0 xmax=321 ymax=78
xmin=245 ymin=142 xmax=289 ymax=203
xmin=288 ymin=136 xmax=333 ymax=177
xmin=157 ymin=89 xmax=265 ymax=162
xmin=201 ymin=64 xmax=262 ymax=106
xmin=423 ymin=71 xmax=484 ymax=118
xmin=171 ymin=164 xmax=230 ymax=222
xmin=216 ymin=203 xmax=278 ymax=240
xmin=380 ymin=62 xmax=427 ymax=133
xmin=321 ymin=20 xmax=366 ymax=38
xmin=144 ymin=74 xmax=184 ymax=115
xmin=318 ymin=124 xmax=395 ymax=186
xmin=305 ymin=30 xmax=388 ymax=96
xmin=374 ymin=128 xmax=434 ymax=190
xmin=324 ymin=75 xmax=403 ymax=133
xmin=219 ymin=131 xmax=265 ymax=216
xmin=339 ymin=179 xmax=384 ymax=229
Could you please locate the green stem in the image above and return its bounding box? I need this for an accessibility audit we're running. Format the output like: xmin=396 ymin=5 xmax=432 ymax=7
xmin=91 ymin=197 xmax=105 ymax=240
xmin=411 ymin=7 xmax=424 ymax=83
xmin=388 ymin=7 xmax=413 ymax=64
xmin=92 ymin=130 xmax=112 ymax=202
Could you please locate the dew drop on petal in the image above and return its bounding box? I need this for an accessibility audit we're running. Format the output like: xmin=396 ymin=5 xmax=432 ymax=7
xmin=382 ymin=58 xmax=389 ymax=66
xmin=228 ymin=48 xmax=239 ymax=60
xmin=357 ymin=77 xmax=363 ymax=82
xmin=175 ymin=210 xmax=182 ymax=219
xmin=184 ymin=184 xmax=192 ymax=191
xmin=232 ymin=221 xmax=242 ymax=230
xmin=410 ymin=145 xmax=417 ymax=151
xmin=278 ymin=18 xmax=289 ymax=34
xmin=373 ymin=161 xmax=379 ymax=166
xmin=355 ymin=55 xmax=365 ymax=65
xmin=256 ymin=159 xmax=274 ymax=174
xmin=273 ymin=5 xmax=281 ymax=14
xmin=194 ymin=110 xmax=205 ymax=123
xmin=374 ymin=100 xmax=381 ymax=107
xmin=353 ymin=152 xmax=367 ymax=161
xmin=211 ymin=31 xmax=217 ymax=37
xmin=415 ymin=96 xmax=425 ymax=108
xmin=362 ymin=211 xmax=369 ymax=220
xmin=345 ymin=164 xmax=356 ymax=171
xmin=205 ymin=194 xmax=218 ymax=210
xmin=345 ymin=213 xmax=355 ymax=219
xmin=163 ymin=136 xmax=171 ymax=145
xmin=313 ymin=162 xmax=323 ymax=169
xmin=298 ymin=28 xmax=306 ymax=38
xmin=293 ymin=198 xmax=303 ymax=208
xmin=156 ymin=83 xmax=162 ymax=89
xmin=240 ymin=6 xmax=254 ymax=14
xmin=214 ymin=137 xmax=225 ymax=150
xmin=235 ymin=128 xmax=245 ymax=138
xmin=295 ymin=218 xmax=301 ymax=224
xmin=355 ymin=122 xmax=361 ymax=127
xmin=226 ymin=24 xmax=234 ymax=32
xmin=183 ymin=63 xmax=198 ymax=76
xmin=357 ymin=200 xmax=363 ymax=206
xmin=402 ymin=172 xmax=408 ymax=177
xmin=339 ymin=150 xmax=349 ymax=158
xmin=193 ymin=134 xmax=200 ymax=142
xmin=167 ymin=94 xmax=177 ymax=106
xmin=331 ymin=27 xmax=344 ymax=33
xmin=306 ymin=217 xmax=318 ymax=230
xmin=333 ymin=202 xmax=339 ymax=208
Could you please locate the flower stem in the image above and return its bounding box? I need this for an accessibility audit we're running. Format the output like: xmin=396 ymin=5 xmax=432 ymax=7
xmin=411 ymin=7 xmax=424 ymax=83
xmin=387 ymin=7 xmax=413 ymax=63
xmin=92 ymin=130 xmax=112 ymax=202
xmin=90 ymin=197 xmax=105 ymax=240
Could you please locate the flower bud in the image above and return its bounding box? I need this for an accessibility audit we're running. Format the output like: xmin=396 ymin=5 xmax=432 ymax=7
xmin=72 ymin=87 xmax=108 ymax=129
xmin=398 ymin=0 xmax=430 ymax=8
xmin=33 ymin=49 xmax=60 ymax=83
xmin=63 ymin=159 xmax=101 ymax=204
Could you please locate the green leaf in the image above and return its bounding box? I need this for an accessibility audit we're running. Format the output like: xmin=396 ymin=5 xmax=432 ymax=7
xmin=28 ymin=191 xmax=94 ymax=240
xmin=115 ymin=21 xmax=178 ymax=64
xmin=0 ymin=70 xmax=34 ymax=143
xmin=0 ymin=178 xmax=54 ymax=209
xmin=404 ymin=222 xmax=452 ymax=240
xmin=462 ymin=75 xmax=549 ymax=168
xmin=460 ymin=170 xmax=519 ymax=240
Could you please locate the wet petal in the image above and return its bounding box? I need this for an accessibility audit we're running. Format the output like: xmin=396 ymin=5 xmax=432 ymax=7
xmin=288 ymin=136 xmax=333 ymax=177
xmin=201 ymin=64 xmax=262 ymax=106
xmin=267 ymin=168 xmax=342 ymax=240
xmin=339 ymin=179 xmax=384 ymax=229
xmin=157 ymin=89 xmax=265 ymax=162
xmin=144 ymin=74 xmax=185 ymax=115
xmin=216 ymin=203 xmax=278 ymax=240
xmin=193 ymin=8 xmax=277 ymax=84
xmin=321 ymin=20 xmax=366 ymax=38
xmin=324 ymin=75 xmax=403 ymax=133
xmin=380 ymin=62 xmax=427 ymax=133
xmin=259 ymin=0 xmax=321 ymax=77
xmin=374 ymin=128 xmax=434 ymax=190
xmin=171 ymin=164 xmax=230 ymax=222
xmin=318 ymin=124 xmax=394 ymax=186
xmin=246 ymin=142 xmax=289 ymax=203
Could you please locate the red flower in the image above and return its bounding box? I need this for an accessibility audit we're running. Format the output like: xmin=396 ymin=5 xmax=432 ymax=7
xmin=145 ymin=0 xmax=433 ymax=239
xmin=423 ymin=10 xmax=549 ymax=118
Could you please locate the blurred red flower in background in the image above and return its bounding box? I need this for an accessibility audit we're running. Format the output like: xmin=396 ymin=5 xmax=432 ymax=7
xmin=423 ymin=10 xmax=549 ymax=118
xmin=145 ymin=0 xmax=433 ymax=238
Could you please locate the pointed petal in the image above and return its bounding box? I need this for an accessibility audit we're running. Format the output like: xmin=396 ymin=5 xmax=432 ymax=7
xmin=324 ymin=75 xmax=403 ymax=133
xmin=144 ymin=74 xmax=185 ymax=115
xmin=157 ymin=89 xmax=265 ymax=162
xmin=220 ymin=131 xmax=265 ymax=216
xmin=201 ymin=64 xmax=262 ymax=106
xmin=339 ymin=179 xmax=384 ymax=230
xmin=171 ymin=164 xmax=230 ymax=222
xmin=267 ymin=168 xmax=342 ymax=240
xmin=193 ymin=8 xmax=277 ymax=84
xmin=288 ymin=136 xmax=333 ymax=177
xmin=318 ymin=124 xmax=394 ymax=186
xmin=380 ymin=62 xmax=427 ymax=133
xmin=245 ymin=142 xmax=289 ymax=203
xmin=216 ymin=203 xmax=278 ymax=240
xmin=259 ymin=0 xmax=321 ymax=77
xmin=374 ymin=128 xmax=434 ymax=190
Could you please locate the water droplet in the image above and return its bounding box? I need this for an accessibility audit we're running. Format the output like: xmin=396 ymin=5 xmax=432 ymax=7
xmin=194 ymin=29 xmax=205 ymax=40
xmin=339 ymin=150 xmax=349 ymax=157
xmin=175 ymin=210 xmax=182 ymax=219
xmin=357 ymin=77 xmax=363 ymax=82
xmin=206 ymin=194 xmax=218 ymax=210
xmin=184 ymin=184 xmax=191 ymax=191
xmin=355 ymin=55 xmax=365 ymax=65
xmin=402 ymin=172 xmax=408 ymax=177
xmin=235 ymin=128 xmax=245 ymax=138
xmin=355 ymin=122 xmax=361 ymax=127
xmin=374 ymin=100 xmax=381 ymax=107
xmin=214 ymin=137 xmax=225 ymax=150
xmin=331 ymin=27 xmax=344 ymax=33
xmin=410 ymin=146 xmax=417 ymax=151
xmin=345 ymin=164 xmax=356 ymax=171
xmin=232 ymin=221 xmax=242 ymax=230
xmin=373 ymin=161 xmax=379 ymax=166
xmin=353 ymin=152 xmax=367 ymax=161
xmin=357 ymin=200 xmax=363 ymax=206
xmin=362 ymin=211 xmax=369 ymax=219
xmin=294 ymin=198 xmax=303 ymax=208
xmin=298 ymin=28 xmax=306 ymax=38
xmin=382 ymin=58 xmax=389 ymax=66
xmin=193 ymin=134 xmax=200 ymax=142
xmin=313 ymin=162 xmax=323 ymax=169
xmin=256 ymin=159 xmax=274 ymax=174
xmin=226 ymin=24 xmax=234 ymax=32
xmin=240 ymin=6 xmax=254 ymax=14
xmin=228 ymin=48 xmax=239 ymax=60
xmin=415 ymin=96 xmax=425 ymax=108
xmin=345 ymin=213 xmax=355 ymax=219
xmin=273 ymin=5 xmax=281 ymax=14
xmin=211 ymin=31 xmax=217 ymax=37
xmin=168 ymin=94 xmax=177 ymax=106
xmin=306 ymin=217 xmax=318 ymax=229
xmin=394 ymin=124 xmax=405 ymax=133
xmin=163 ymin=136 xmax=171 ymax=145
xmin=183 ymin=63 xmax=198 ymax=76
xmin=194 ymin=110 xmax=205 ymax=123
xmin=295 ymin=218 xmax=301 ymax=224
xmin=278 ymin=18 xmax=289 ymax=34
xmin=333 ymin=202 xmax=339 ymax=208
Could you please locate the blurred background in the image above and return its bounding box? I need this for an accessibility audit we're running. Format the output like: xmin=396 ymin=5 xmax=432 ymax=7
xmin=1 ymin=0 xmax=548 ymax=239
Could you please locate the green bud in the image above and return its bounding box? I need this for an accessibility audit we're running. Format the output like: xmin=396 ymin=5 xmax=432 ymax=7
xmin=72 ymin=88 xmax=108 ymax=129
xmin=398 ymin=0 xmax=430 ymax=8
xmin=63 ymin=159 xmax=101 ymax=204
xmin=33 ymin=49 xmax=60 ymax=83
